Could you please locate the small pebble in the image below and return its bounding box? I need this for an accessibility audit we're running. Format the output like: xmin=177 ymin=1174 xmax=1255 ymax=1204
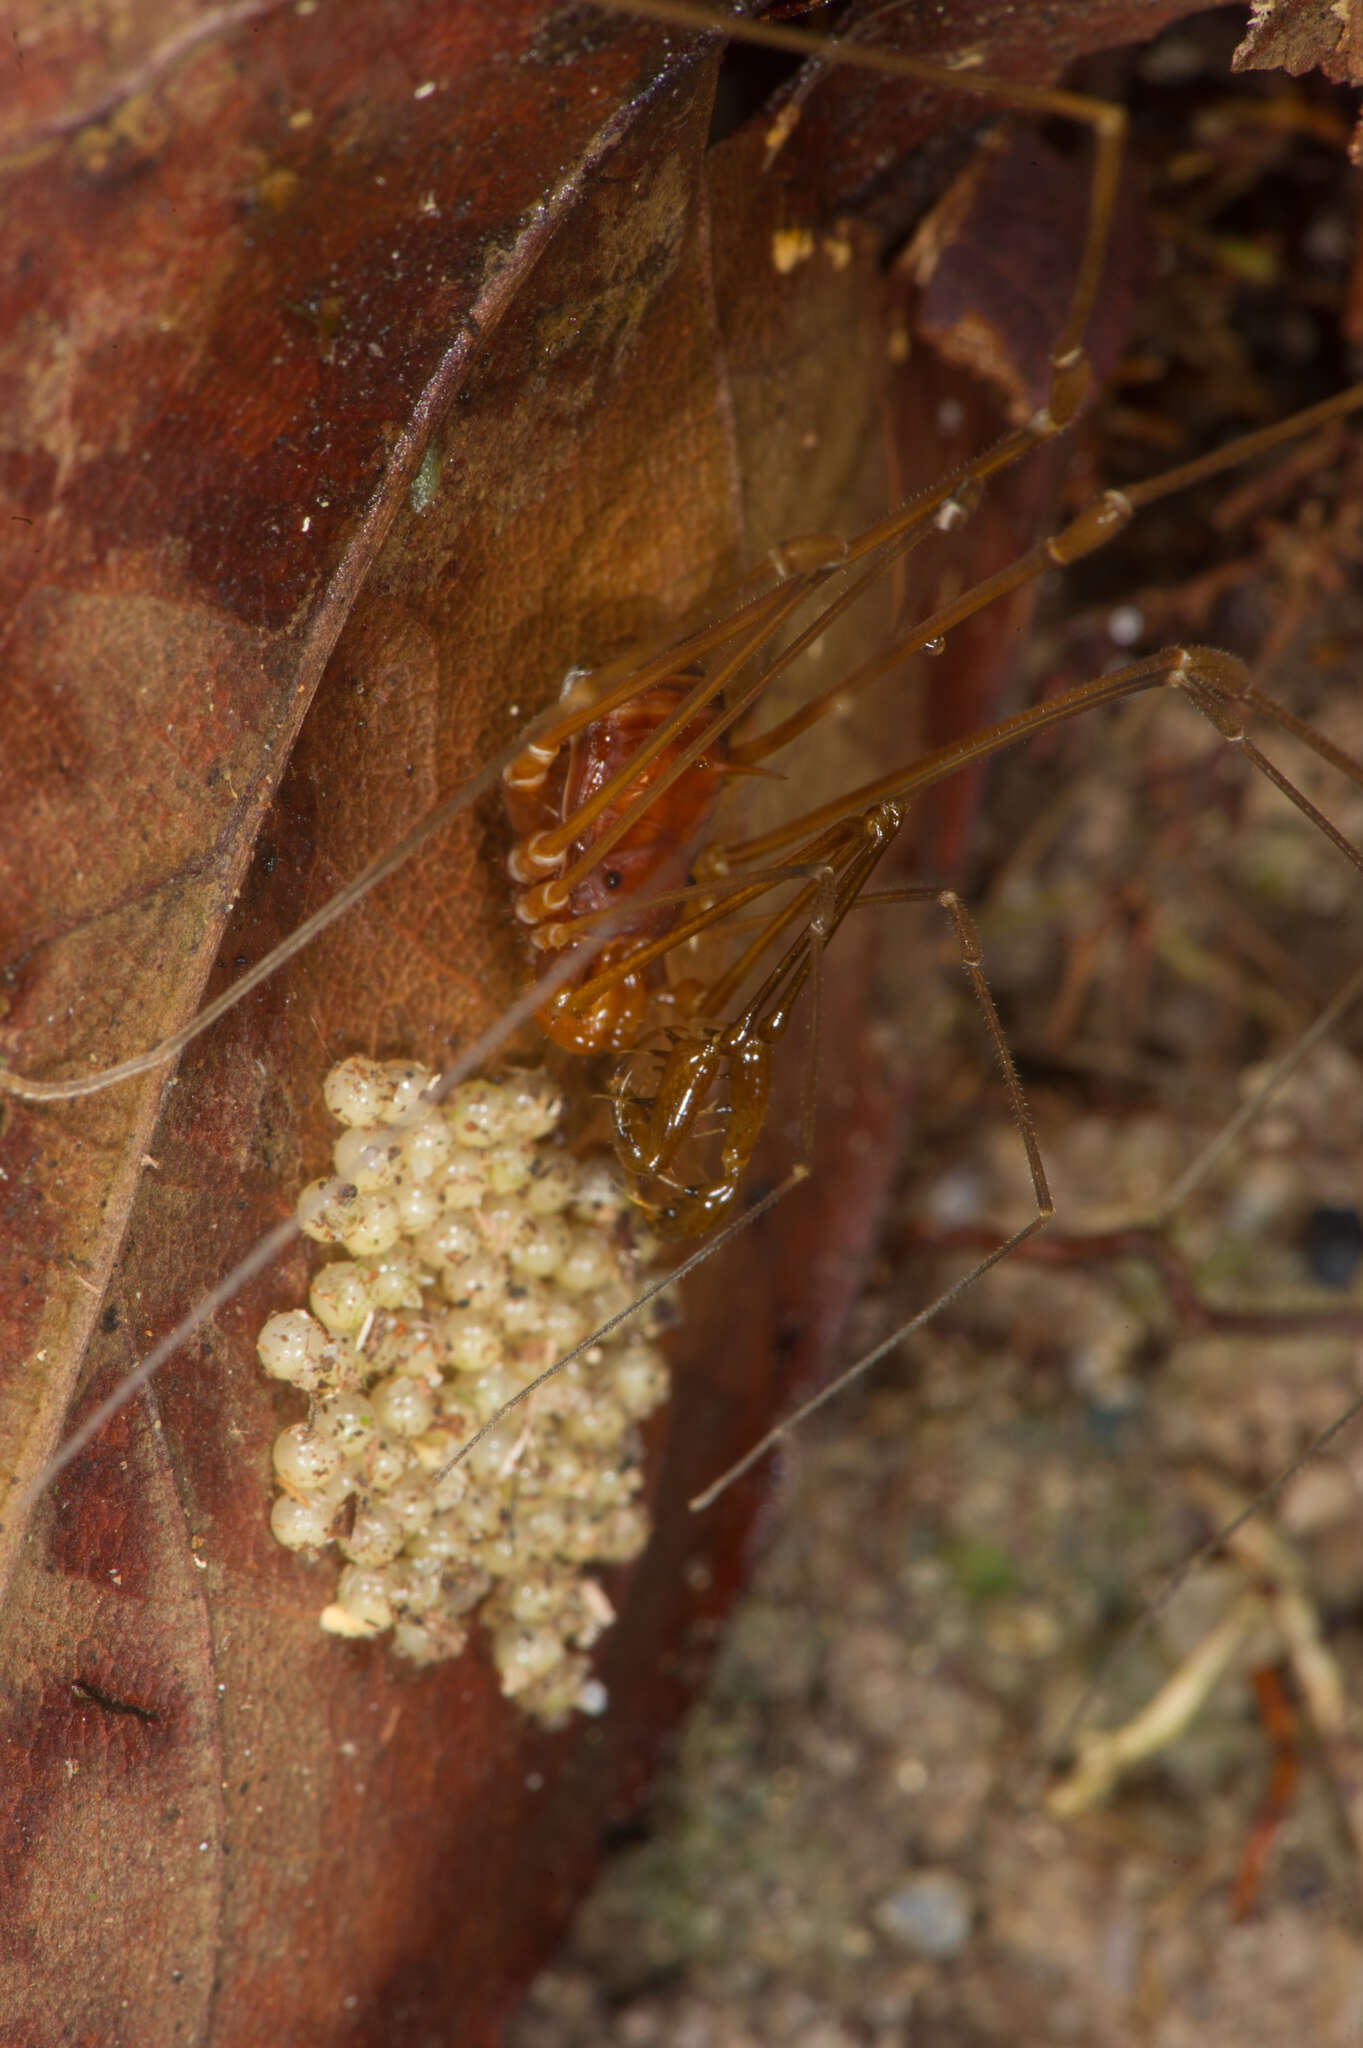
xmin=1301 ymin=1204 xmax=1363 ymax=1290
xmin=873 ymin=1870 xmax=974 ymax=1958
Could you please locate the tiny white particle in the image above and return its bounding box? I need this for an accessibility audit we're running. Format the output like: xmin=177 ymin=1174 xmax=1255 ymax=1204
xmin=895 ymin=1755 xmax=929 ymax=1795
xmin=1108 ymin=603 xmax=1144 ymax=647
xmin=413 ymin=80 xmax=436 ymax=100
xmin=525 ymin=1771 xmax=544 ymax=1791
xmin=929 ymin=1165 xmax=985 ymax=1227
xmin=301 ymin=514 xmax=311 ymax=533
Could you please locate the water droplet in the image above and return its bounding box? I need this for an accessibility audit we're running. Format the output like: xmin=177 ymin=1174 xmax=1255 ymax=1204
xmin=1107 ymin=604 xmax=1144 ymax=647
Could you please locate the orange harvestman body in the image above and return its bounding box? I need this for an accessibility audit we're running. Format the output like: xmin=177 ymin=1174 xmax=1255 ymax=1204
xmin=503 ymin=662 xmax=730 ymax=1051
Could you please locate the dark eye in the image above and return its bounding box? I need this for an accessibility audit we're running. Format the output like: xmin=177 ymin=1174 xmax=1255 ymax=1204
xmin=604 ymin=869 xmax=622 ymax=890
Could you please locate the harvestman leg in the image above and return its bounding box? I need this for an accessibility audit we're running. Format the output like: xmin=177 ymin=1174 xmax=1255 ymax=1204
xmin=9 ymin=1 xmax=1362 ymax=1528
xmin=689 ymin=606 xmax=1363 ymax=1509
xmin=453 ymin=623 xmax=1363 ymax=1492
xmin=690 ymin=881 xmax=1053 ymax=1510
xmin=0 ymin=0 xmax=1133 ymax=1107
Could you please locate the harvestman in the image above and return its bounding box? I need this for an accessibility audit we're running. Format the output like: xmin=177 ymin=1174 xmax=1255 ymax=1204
xmin=5 ymin=1 xmax=1363 ymax=1759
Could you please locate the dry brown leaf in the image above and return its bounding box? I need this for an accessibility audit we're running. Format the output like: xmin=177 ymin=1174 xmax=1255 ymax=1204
xmin=1235 ymin=0 xmax=1363 ymax=157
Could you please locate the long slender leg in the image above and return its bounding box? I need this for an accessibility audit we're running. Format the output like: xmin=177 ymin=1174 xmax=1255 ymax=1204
xmin=691 ymin=883 xmax=1053 ymax=1511
xmin=595 ymin=0 xmax=1127 ymax=413
xmin=575 ymin=628 xmax=1363 ymax=1083
xmin=606 ymin=846 xmax=844 ymax=1190
xmin=524 ymin=374 xmax=1363 ymax=953
xmin=0 ymin=2 xmax=1134 ymax=1110
xmin=14 ymin=258 xmax=1358 ymax=1105
xmin=542 ymin=848 xmax=854 ymax=1031
xmin=721 ymin=642 xmax=1363 ymax=887
xmin=443 ymin=841 xmax=862 ymax=1474
xmin=0 ymin=721 xmax=535 ymax=1102
xmin=612 ymin=826 xmax=885 ymax=1228
xmin=750 ymin=382 xmax=1363 ymax=764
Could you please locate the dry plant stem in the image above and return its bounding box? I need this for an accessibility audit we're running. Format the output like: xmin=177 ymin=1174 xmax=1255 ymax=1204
xmin=1230 ymin=1667 xmax=1300 ymax=1923
xmin=1047 ymin=1593 xmax=1269 ymax=1817
xmin=905 ymin=1221 xmax=1363 ymax=1341
xmin=1186 ymin=1471 xmax=1363 ymax=1881
xmin=1051 ymin=1472 xmax=1363 ymax=1892
xmin=1046 ymin=1404 xmax=1363 ymax=1790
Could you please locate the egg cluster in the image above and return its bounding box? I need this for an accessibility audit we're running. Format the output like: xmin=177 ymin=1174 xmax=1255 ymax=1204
xmin=256 ymin=1055 xmax=671 ymax=1724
